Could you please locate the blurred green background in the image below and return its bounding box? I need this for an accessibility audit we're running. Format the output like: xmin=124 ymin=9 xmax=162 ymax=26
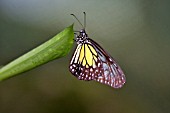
xmin=0 ymin=0 xmax=170 ymax=113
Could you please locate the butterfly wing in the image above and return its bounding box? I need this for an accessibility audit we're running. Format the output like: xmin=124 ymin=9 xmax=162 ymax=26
xmin=88 ymin=38 xmax=126 ymax=88
xmin=69 ymin=38 xmax=126 ymax=88
xmin=69 ymin=43 xmax=98 ymax=81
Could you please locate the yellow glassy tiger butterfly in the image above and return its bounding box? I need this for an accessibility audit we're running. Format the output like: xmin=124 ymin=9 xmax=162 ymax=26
xmin=69 ymin=12 xmax=126 ymax=88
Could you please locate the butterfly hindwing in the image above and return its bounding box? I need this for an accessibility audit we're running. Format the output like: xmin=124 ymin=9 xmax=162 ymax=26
xmin=89 ymin=39 xmax=126 ymax=88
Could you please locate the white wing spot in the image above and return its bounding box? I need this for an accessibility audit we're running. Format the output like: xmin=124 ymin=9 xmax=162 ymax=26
xmin=90 ymin=68 xmax=93 ymax=72
xmin=98 ymin=63 xmax=101 ymax=67
xmin=70 ymin=66 xmax=73 ymax=69
xmin=71 ymin=69 xmax=75 ymax=72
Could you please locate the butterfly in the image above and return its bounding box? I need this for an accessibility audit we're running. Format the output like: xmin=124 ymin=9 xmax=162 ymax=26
xmin=69 ymin=12 xmax=126 ymax=88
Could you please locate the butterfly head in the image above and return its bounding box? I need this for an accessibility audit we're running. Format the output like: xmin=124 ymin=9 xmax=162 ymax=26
xmin=75 ymin=29 xmax=88 ymax=44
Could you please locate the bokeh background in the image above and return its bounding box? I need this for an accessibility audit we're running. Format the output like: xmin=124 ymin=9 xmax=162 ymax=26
xmin=0 ymin=0 xmax=170 ymax=113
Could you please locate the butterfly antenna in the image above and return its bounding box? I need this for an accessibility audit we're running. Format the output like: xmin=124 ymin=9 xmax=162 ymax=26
xmin=71 ymin=13 xmax=84 ymax=29
xmin=83 ymin=12 xmax=86 ymax=29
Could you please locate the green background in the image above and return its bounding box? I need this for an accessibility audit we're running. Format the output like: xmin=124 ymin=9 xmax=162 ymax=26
xmin=0 ymin=0 xmax=170 ymax=113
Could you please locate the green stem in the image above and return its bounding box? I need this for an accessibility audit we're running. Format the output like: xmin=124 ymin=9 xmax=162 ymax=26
xmin=0 ymin=25 xmax=74 ymax=81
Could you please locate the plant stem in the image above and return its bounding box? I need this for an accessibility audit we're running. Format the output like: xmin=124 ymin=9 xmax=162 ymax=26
xmin=0 ymin=25 xmax=74 ymax=81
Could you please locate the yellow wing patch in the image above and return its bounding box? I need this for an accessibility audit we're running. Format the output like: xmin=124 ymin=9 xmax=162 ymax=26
xmin=85 ymin=44 xmax=93 ymax=66
xmin=74 ymin=43 xmax=98 ymax=67
xmin=79 ymin=44 xmax=84 ymax=63
xmin=88 ymin=45 xmax=97 ymax=56
xmin=77 ymin=44 xmax=98 ymax=67
xmin=82 ymin=58 xmax=86 ymax=66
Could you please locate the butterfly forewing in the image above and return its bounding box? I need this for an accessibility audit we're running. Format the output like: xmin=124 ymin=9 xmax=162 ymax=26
xmin=69 ymin=37 xmax=126 ymax=88
xmin=70 ymin=42 xmax=99 ymax=81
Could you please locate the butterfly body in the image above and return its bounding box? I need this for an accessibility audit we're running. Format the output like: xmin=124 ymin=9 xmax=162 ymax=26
xmin=69 ymin=29 xmax=126 ymax=88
